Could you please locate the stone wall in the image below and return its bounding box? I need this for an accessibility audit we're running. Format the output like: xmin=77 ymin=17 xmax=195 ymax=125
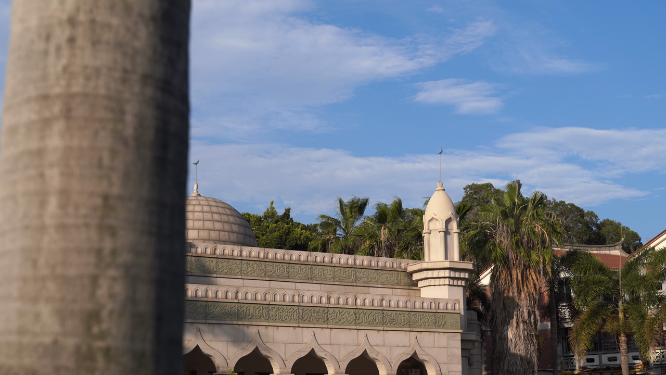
xmin=183 ymin=323 xmax=465 ymax=375
xmin=183 ymin=243 xmax=482 ymax=375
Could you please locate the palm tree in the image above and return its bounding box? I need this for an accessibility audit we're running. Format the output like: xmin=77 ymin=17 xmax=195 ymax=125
xmin=357 ymin=197 xmax=405 ymax=257
xmin=464 ymin=180 xmax=562 ymax=374
xmin=562 ymin=247 xmax=666 ymax=375
xmin=311 ymin=196 xmax=370 ymax=254
xmin=394 ymin=207 xmax=425 ymax=260
xmin=0 ymin=1 xmax=190 ymax=373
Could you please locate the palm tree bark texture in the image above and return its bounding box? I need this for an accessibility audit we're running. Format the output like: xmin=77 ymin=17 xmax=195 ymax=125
xmin=0 ymin=1 xmax=190 ymax=374
xmin=466 ymin=180 xmax=561 ymax=374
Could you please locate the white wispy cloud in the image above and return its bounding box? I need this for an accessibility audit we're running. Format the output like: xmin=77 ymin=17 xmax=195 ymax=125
xmin=190 ymin=0 xmax=496 ymax=136
xmin=498 ymin=127 xmax=666 ymax=174
xmin=190 ymin=127 xmax=659 ymax=218
xmin=413 ymin=79 xmax=503 ymax=114
xmin=488 ymin=25 xmax=598 ymax=75
xmin=427 ymin=6 xmax=445 ymax=14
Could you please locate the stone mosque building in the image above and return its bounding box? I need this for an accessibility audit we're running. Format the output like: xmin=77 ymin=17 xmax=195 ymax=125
xmin=182 ymin=181 xmax=482 ymax=375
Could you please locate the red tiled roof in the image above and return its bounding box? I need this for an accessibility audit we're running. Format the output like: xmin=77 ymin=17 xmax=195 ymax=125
xmin=553 ymin=248 xmax=627 ymax=270
xmin=635 ymin=228 xmax=666 ymax=255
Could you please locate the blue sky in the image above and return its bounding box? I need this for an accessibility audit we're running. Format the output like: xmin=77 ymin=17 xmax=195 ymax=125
xmin=0 ymin=1 xmax=664 ymax=242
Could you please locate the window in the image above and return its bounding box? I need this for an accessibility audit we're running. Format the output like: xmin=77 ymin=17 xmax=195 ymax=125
xmin=559 ymin=328 xmax=572 ymax=354
xmin=557 ymin=279 xmax=573 ymax=304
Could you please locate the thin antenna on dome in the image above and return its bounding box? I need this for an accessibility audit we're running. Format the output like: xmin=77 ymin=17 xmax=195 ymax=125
xmin=438 ymin=148 xmax=443 ymax=182
xmin=194 ymin=160 xmax=199 ymax=184
xmin=191 ymin=160 xmax=201 ymax=196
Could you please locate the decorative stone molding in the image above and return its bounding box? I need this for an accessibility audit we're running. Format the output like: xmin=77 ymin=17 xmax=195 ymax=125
xmin=230 ymin=330 xmax=288 ymax=374
xmin=185 ymin=283 xmax=461 ymax=312
xmin=340 ymin=334 xmax=392 ymax=375
xmin=185 ymin=301 xmax=462 ymax=330
xmin=391 ymin=337 xmax=441 ymax=375
xmin=183 ymin=327 xmax=229 ymax=372
xmin=286 ymin=333 xmax=343 ymax=374
xmin=187 ymin=242 xmax=418 ymax=271
xmin=407 ymin=260 xmax=475 ymax=288
xmin=186 ymin=255 xmax=417 ymax=287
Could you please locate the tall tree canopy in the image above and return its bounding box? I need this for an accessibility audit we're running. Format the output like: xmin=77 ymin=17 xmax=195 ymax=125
xmin=242 ymin=202 xmax=318 ymax=251
xmin=545 ymin=200 xmax=642 ymax=252
xmin=465 ymin=180 xmax=562 ymax=374
xmin=458 ymin=184 xmax=642 ymax=253
xmin=311 ymin=196 xmax=370 ymax=254
xmin=355 ymin=198 xmax=425 ymax=259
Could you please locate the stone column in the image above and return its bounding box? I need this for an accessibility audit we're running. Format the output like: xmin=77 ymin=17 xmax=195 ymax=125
xmin=0 ymin=1 xmax=190 ymax=374
xmin=423 ymin=231 xmax=430 ymax=260
xmin=452 ymin=229 xmax=461 ymax=261
xmin=407 ymin=261 xmax=475 ymax=331
xmin=439 ymin=229 xmax=447 ymax=260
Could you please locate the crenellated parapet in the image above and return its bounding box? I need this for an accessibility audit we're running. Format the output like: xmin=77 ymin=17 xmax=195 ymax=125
xmin=185 ymin=283 xmax=462 ymax=312
xmin=187 ymin=242 xmax=418 ymax=271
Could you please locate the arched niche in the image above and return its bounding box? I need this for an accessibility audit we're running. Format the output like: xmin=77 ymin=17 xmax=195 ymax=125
xmin=291 ymin=349 xmax=329 ymax=375
xmin=395 ymin=354 xmax=428 ymax=375
xmin=391 ymin=337 xmax=440 ymax=375
xmin=183 ymin=345 xmax=217 ymax=375
xmin=234 ymin=348 xmax=275 ymax=375
xmin=183 ymin=327 xmax=228 ymax=373
xmin=345 ymin=350 xmax=380 ymax=375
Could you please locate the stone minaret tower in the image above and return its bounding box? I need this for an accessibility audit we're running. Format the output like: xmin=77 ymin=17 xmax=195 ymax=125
xmin=408 ymin=181 xmax=476 ymax=329
xmin=423 ymin=181 xmax=461 ymax=261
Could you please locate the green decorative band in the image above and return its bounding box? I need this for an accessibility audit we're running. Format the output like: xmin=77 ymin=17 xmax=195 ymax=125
xmin=186 ymin=256 xmax=417 ymax=287
xmin=185 ymin=300 xmax=460 ymax=330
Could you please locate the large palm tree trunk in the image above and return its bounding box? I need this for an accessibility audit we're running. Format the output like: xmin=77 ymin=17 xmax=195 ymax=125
xmin=0 ymin=1 xmax=190 ymax=374
xmin=490 ymin=265 xmax=541 ymax=375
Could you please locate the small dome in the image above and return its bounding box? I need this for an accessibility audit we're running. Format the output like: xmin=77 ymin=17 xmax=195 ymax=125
xmin=425 ymin=181 xmax=457 ymax=221
xmin=186 ymin=195 xmax=258 ymax=247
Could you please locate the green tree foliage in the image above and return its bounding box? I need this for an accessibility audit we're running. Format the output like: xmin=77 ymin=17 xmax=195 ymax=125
xmin=544 ymin=200 xmax=605 ymax=244
xmin=459 ymin=182 xmax=503 ymax=222
xmin=598 ymin=219 xmax=642 ymax=253
xmin=562 ymin=247 xmax=666 ymax=375
xmin=311 ymin=196 xmax=370 ymax=254
xmin=458 ymin=184 xmax=642 ymax=253
xmin=464 ymin=180 xmax=562 ymax=374
xmin=355 ymin=198 xmax=425 ymax=259
xmin=544 ymin=200 xmax=642 ymax=252
xmin=242 ymin=202 xmax=318 ymax=251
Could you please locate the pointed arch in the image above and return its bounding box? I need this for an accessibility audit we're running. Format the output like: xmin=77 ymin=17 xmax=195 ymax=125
xmin=286 ymin=332 xmax=342 ymax=374
xmin=183 ymin=327 xmax=228 ymax=372
xmin=391 ymin=336 xmax=441 ymax=375
xmin=426 ymin=216 xmax=443 ymax=230
xmin=340 ymin=335 xmax=391 ymax=375
xmin=433 ymin=212 xmax=458 ymax=232
xmin=230 ymin=330 xmax=288 ymax=374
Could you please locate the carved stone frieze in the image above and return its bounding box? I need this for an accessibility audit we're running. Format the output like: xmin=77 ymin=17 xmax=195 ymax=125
xmin=185 ymin=301 xmax=461 ymax=330
xmin=187 ymin=256 xmax=418 ymax=287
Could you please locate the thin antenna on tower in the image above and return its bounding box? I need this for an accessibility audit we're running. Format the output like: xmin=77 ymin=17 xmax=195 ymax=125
xmin=438 ymin=148 xmax=443 ymax=181
xmin=191 ymin=160 xmax=201 ymax=196
xmin=193 ymin=160 xmax=199 ymax=184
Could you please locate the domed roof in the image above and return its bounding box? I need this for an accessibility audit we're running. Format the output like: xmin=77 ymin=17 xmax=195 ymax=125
xmin=185 ymin=191 xmax=258 ymax=247
xmin=424 ymin=181 xmax=457 ymax=221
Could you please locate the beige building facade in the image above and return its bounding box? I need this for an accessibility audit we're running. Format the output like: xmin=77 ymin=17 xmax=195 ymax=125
xmin=182 ymin=182 xmax=482 ymax=375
